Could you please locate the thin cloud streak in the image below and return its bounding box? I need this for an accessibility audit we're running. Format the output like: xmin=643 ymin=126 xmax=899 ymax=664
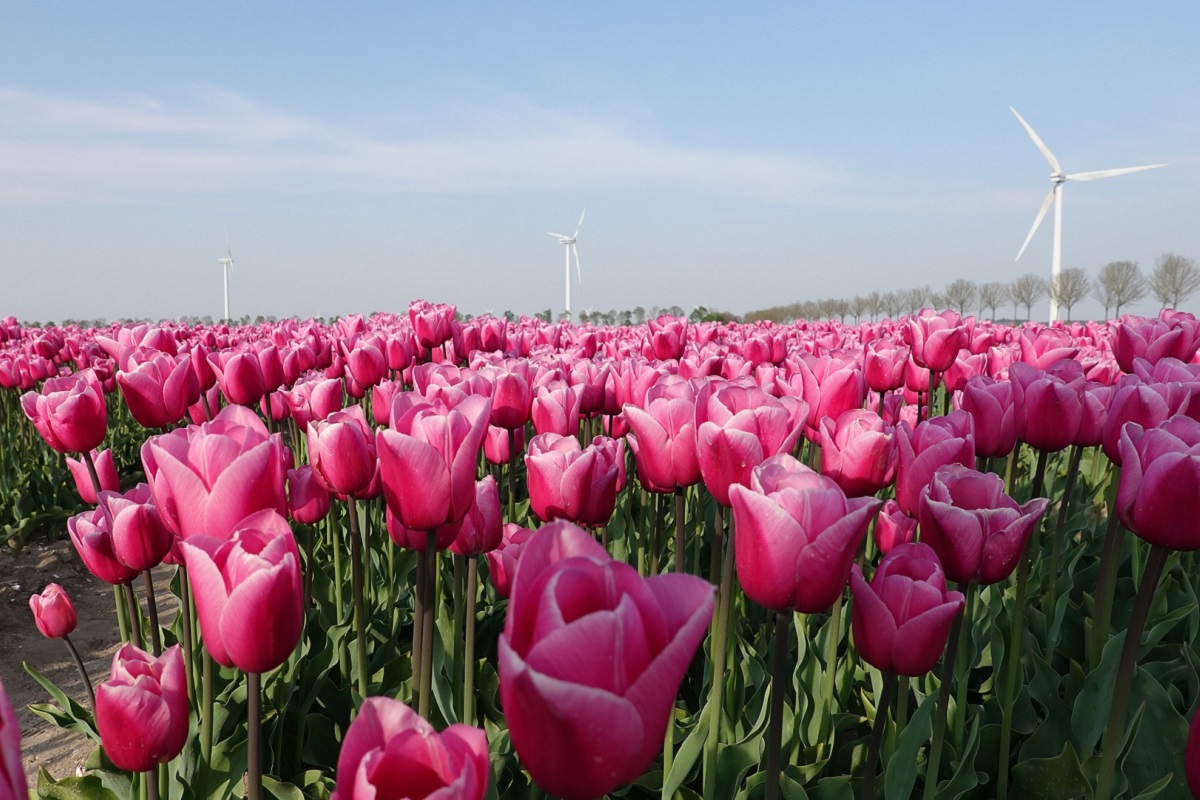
xmin=0 ymin=86 xmax=851 ymax=202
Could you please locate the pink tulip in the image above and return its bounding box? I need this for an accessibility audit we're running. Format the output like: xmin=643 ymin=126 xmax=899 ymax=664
xmin=141 ymin=404 xmax=288 ymax=541
xmin=863 ymin=339 xmax=910 ymax=392
xmin=1102 ymin=379 xmax=1182 ymax=464
xmin=210 ymin=350 xmax=266 ymax=407
xmin=409 ymin=300 xmax=457 ymax=350
xmin=1117 ymin=416 xmax=1200 ymax=551
xmin=695 ymin=379 xmax=807 ymax=506
xmin=850 ymin=542 xmax=964 ymax=676
xmin=874 ymin=498 xmax=917 ymax=554
xmin=623 ymin=375 xmax=701 ymax=492
xmin=285 ymin=376 xmax=345 ymax=431
xmin=65 ymin=448 xmax=119 ymax=504
xmin=731 ymin=455 xmax=880 ymax=613
xmin=959 ymin=376 xmax=1016 ymax=459
xmin=181 ymin=509 xmax=304 ymax=672
xmin=116 ymin=353 xmax=199 ymax=428
xmin=29 ymin=583 xmax=77 ymax=639
xmin=1113 ymin=311 xmax=1200 ymax=373
xmin=67 ymin=505 xmax=140 ymax=585
xmin=377 ymin=393 xmax=491 ymax=531
xmin=818 ymin=409 xmax=897 ymax=497
xmin=331 ymin=697 xmax=489 ymax=800
xmin=307 ymin=405 xmax=378 ymax=499
xmin=449 ymin=476 xmax=503 ymax=556
xmin=485 ymin=523 xmax=534 ymax=599
xmin=483 ymin=423 xmax=525 ymax=466
xmin=489 ymin=366 xmax=534 ymax=429
xmin=287 ymin=466 xmax=331 ymax=525
xmin=902 ymin=309 xmax=968 ymax=373
xmin=531 ymin=381 xmax=583 ymax=437
xmin=21 ymin=368 xmax=108 ymax=453
xmin=793 ymin=352 xmax=867 ymax=437
xmin=525 ymin=433 xmax=621 ymax=526
xmin=106 ymin=484 xmax=173 ymax=573
xmin=0 ymin=673 xmax=27 ymax=800
xmin=894 ymin=411 xmax=975 ymax=516
xmin=645 ymin=315 xmax=688 ymax=361
xmin=499 ymin=522 xmax=714 ymax=800
xmin=95 ymin=644 xmax=188 ymax=773
xmin=345 ymin=336 xmax=388 ymax=388
xmin=918 ymin=464 xmax=1049 ymax=585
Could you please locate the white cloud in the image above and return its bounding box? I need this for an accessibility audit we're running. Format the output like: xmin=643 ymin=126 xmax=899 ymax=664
xmin=0 ymin=86 xmax=851 ymax=203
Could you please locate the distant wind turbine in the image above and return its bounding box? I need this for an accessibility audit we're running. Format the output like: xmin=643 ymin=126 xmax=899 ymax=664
xmin=1010 ymin=106 xmax=1166 ymax=321
xmin=547 ymin=210 xmax=584 ymax=323
xmin=217 ymin=240 xmax=234 ymax=322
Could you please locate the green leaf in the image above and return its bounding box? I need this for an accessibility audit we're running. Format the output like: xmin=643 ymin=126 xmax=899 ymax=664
xmin=1071 ymin=630 xmax=1125 ymax=753
xmin=1011 ymin=740 xmax=1089 ymax=800
xmin=884 ymin=688 xmax=935 ymax=800
xmin=662 ymin=700 xmax=709 ymax=799
xmin=262 ymin=776 xmax=305 ymax=800
xmin=35 ymin=769 xmax=122 ymax=800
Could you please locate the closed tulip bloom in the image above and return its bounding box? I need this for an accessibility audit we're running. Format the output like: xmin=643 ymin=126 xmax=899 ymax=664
xmin=794 ymin=352 xmax=867 ymax=437
xmin=286 ymin=376 xmax=345 ymax=432
xmin=211 ymin=350 xmax=266 ymax=407
xmin=29 ymin=583 xmax=77 ymax=639
xmin=1101 ymin=379 xmax=1179 ymax=464
xmin=902 ymin=309 xmax=968 ymax=373
xmin=645 ymin=315 xmax=688 ymax=361
xmin=106 ymin=484 xmax=173 ymax=573
xmin=409 ymin=300 xmax=457 ymax=349
xmin=941 ymin=351 xmax=989 ymax=394
xmin=531 ymin=381 xmax=583 ymax=437
xmin=141 ymin=405 xmax=288 ymax=541
xmin=287 ymin=466 xmax=331 ymax=525
xmin=850 ymin=543 xmax=964 ymax=676
xmin=331 ymin=696 xmax=489 ymax=800
xmin=345 ymin=337 xmax=388 ymax=388
xmin=1010 ymin=361 xmax=1087 ymax=452
xmin=449 ymin=476 xmax=503 ymax=556
xmin=65 ymin=448 xmax=119 ymax=504
xmin=116 ymin=353 xmax=198 ymax=429
xmin=307 ymin=405 xmax=377 ymax=498
xmin=485 ymin=524 xmax=535 ymax=599
xmin=731 ymin=455 xmax=881 ymax=613
xmin=67 ymin=506 xmax=140 ymax=585
xmin=863 ymin=339 xmax=910 ymax=392
xmin=181 ymin=509 xmax=304 ymax=673
xmin=874 ymin=498 xmax=918 ymax=554
xmin=918 ymin=464 xmax=1049 ymax=585
xmin=378 ymin=393 xmax=491 ymax=531
xmin=95 ymin=644 xmax=188 ymax=773
xmin=624 ymin=379 xmax=701 ymax=493
xmin=1117 ymin=416 xmax=1200 ymax=551
xmin=0 ymin=673 xmax=28 ymax=800
xmin=525 ymin=433 xmax=620 ymax=526
xmin=1073 ymin=383 xmax=1110 ymax=448
xmin=483 ymin=423 xmax=525 ymax=466
xmin=894 ymin=411 xmax=976 ymax=516
xmin=490 ymin=367 xmax=533 ymax=429
xmin=1018 ymin=327 xmax=1080 ymax=369
xmin=21 ymin=368 xmax=108 ymax=453
xmin=695 ymin=380 xmax=807 ymax=506
xmin=818 ymin=409 xmax=897 ymax=497
xmin=499 ymin=522 xmax=714 ymax=800
xmin=1113 ymin=312 xmax=1200 ymax=373
xmin=959 ymin=377 xmax=1016 ymax=459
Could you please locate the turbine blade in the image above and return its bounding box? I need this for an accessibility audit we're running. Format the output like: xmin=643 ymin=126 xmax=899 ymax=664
xmin=1010 ymin=106 xmax=1062 ymax=174
xmin=1016 ymin=188 xmax=1056 ymax=261
xmin=547 ymin=232 xmax=567 ymax=239
xmin=1066 ymin=164 xmax=1167 ymax=182
xmin=572 ymin=243 xmax=581 ymax=282
xmin=573 ymin=208 xmax=586 ymax=237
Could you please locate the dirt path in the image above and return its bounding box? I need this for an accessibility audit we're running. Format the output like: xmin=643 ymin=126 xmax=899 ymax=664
xmin=1 ymin=538 xmax=177 ymax=790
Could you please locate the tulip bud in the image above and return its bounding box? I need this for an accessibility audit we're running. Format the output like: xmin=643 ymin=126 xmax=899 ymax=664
xmin=29 ymin=583 xmax=77 ymax=639
xmin=95 ymin=644 xmax=188 ymax=773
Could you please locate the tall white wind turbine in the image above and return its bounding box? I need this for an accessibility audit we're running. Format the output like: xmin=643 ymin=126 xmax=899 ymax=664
xmin=547 ymin=210 xmax=584 ymax=323
xmin=1010 ymin=106 xmax=1165 ymax=321
xmin=217 ymin=242 xmax=234 ymax=322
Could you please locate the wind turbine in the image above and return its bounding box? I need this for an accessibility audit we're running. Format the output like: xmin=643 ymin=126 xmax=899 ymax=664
xmin=1010 ymin=106 xmax=1165 ymax=321
xmin=547 ymin=209 xmax=584 ymax=323
xmin=217 ymin=241 xmax=234 ymax=323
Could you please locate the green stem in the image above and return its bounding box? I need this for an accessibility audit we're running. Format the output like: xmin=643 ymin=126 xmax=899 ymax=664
xmin=142 ymin=570 xmax=162 ymax=656
xmin=1090 ymin=484 xmax=1124 ymax=673
xmin=179 ymin=565 xmax=195 ymax=702
xmin=674 ymin=488 xmax=686 ymax=574
xmin=246 ymin=671 xmax=262 ymax=800
xmin=862 ymin=671 xmax=897 ymax=800
xmin=330 ymin=513 xmax=345 ymax=624
xmin=348 ymin=497 xmax=369 ymax=699
xmin=702 ymin=504 xmax=732 ymax=799
xmin=419 ymin=531 xmax=437 ymax=718
xmin=145 ymin=769 xmax=158 ymax=800
xmin=413 ymin=537 xmax=426 ymax=713
xmin=951 ymin=583 xmax=976 ymax=752
xmin=114 ymin=584 xmax=130 ymax=643
xmin=650 ymin=492 xmax=663 ymax=576
xmin=922 ymin=603 xmax=964 ymax=800
xmin=928 ymin=370 xmax=938 ymax=421
xmin=62 ymin=635 xmax=96 ymax=719
xmin=508 ymin=428 xmax=518 ymax=524
xmin=1046 ymin=445 xmax=1083 ymax=617
xmin=820 ymin=593 xmax=843 ymax=757
xmin=1095 ymin=545 xmax=1168 ymax=800
xmin=765 ymin=611 xmax=789 ymax=800
xmin=452 ymin=554 xmax=465 ymax=720
xmin=124 ymin=582 xmax=143 ymax=650
xmin=463 ymin=556 xmax=478 ymax=727
xmin=201 ymin=650 xmax=214 ymax=764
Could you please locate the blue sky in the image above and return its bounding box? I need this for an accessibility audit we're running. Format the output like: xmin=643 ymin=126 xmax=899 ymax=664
xmin=2 ymin=3 xmax=1198 ymax=323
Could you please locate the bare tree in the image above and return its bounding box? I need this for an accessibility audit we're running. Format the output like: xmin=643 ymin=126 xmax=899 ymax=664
xmin=943 ymin=279 xmax=978 ymax=315
xmin=909 ymin=285 xmax=933 ymax=312
xmin=880 ymin=291 xmax=902 ymax=319
xmin=1149 ymin=253 xmax=1200 ymax=310
xmin=1092 ymin=260 xmax=1147 ymax=319
xmin=865 ymin=291 xmax=883 ymax=322
xmin=1051 ymin=267 xmax=1091 ymax=320
xmin=1010 ymin=273 xmax=1047 ymax=321
xmin=978 ymin=281 xmax=1009 ymax=320
xmin=847 ymin=295 xmax=867 ymax=323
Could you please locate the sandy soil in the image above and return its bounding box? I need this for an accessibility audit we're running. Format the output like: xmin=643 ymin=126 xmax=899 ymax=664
xmin=1 ymin=538 xmax=177 ymax=790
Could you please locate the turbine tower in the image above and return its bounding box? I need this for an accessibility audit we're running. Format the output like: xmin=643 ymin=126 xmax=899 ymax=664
xmin=547 ymin=209 xmax=584 ymax=323
xmin=1010 ymin=106 xmax=1165 ymax=321
xmin=217 ymin=243 xmax=234 ymax=323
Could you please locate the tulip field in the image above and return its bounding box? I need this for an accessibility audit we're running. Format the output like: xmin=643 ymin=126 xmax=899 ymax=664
xmin=4 ymin=303 xmax=1200 ymax=800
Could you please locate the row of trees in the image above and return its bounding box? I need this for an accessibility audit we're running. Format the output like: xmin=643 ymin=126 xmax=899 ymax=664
xmin=745 ymin=252 xmax=1200 ymax=323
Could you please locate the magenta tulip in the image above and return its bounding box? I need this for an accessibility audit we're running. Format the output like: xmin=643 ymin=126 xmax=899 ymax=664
xmin=874 ymin=498 xmax=917 ymax=554
xmin=211 ymin=350 xmax=266 ymax=407
xmin=106 ymin=484 xmax=173 ymax=573
xmin=731 ymin=455 xmax=880 ymax=613
xmin=21 ymin=368 xmax=108 ymax=453
xmin=331 ymin=696 xmax=489 ymax=800
xmin=95 ymin=644 xmax=188 ymax=773
xmin=409 ymin=300 xmax=457 ymax=349
xmin=894 ymin=411 xmax=975 ymax=516
xmin=287 ymin=466 xmax=331 ymax=525
xmin=499 ymin=522 xmax=714 ymax=800
xmin=181 ymin=509 xmax=304 ymax=672
xmin=485 ymin=523 xmax=534 ymax=599
xmin=1010 ymin=361 xmax=1086 ymax=452
xmin=67 ymin=505 xmax=140 ymax=585
xmin=525 ymin=433 xmax=621 ymax=526
xmin=918 ymin=464 xmax=1049 ymax=585
xmin=489 ymin=366 xmax=534 ymax=430
xmin=959 ymin=376 xmax=1016 ymax=459
xmin=530 ymin=381 xmax=583 ymax=437
xmin=141 ymin=404 xmax=288 ymax=541
xmin=0 ymin=673 xmax=27 ymax=800
xmin=29 ymin=583 xmax=78 ymax=639
xmin=1114 ymin=311 xmax=1200 ymax=373
xmin=623 ymin=375 xmax=701 ymax=492
xmin=116 ymin=353 xmax=198 ymax=428
xmin=1117 ymin=416 xmax=1200 ymax=551
xmin=65 ymin=448 xmax=119 ymax=504
xmin=645 ymin=315 xmax=688 ymax=361
xmin=850 ymin=542 xmax=964 ymax=676
xmin=307 ymin=405 xmax=377 ymax=498
xmin=818 ymin=409 xmax=897 ymax=497
xmin=449 ymin=476 xmax=503 ymax=556
xmin=902 ymin=309 xmax=968 ymax=373
xmin=863 ymin=339 xmax=910 ymax=393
